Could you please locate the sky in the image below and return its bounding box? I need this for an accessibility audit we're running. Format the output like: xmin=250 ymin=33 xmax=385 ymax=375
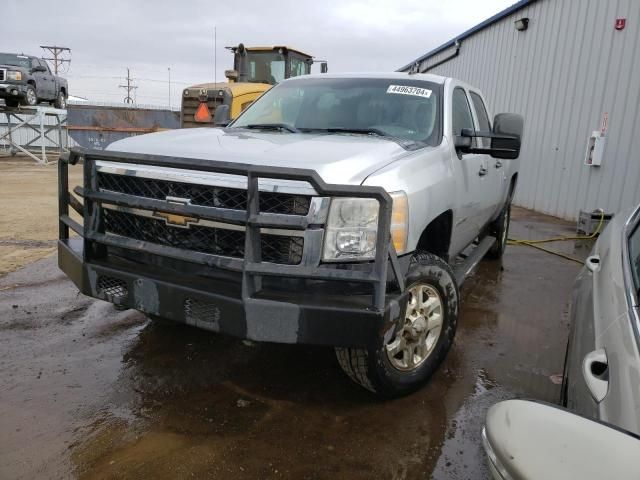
xmin=4 ymin=0 xmax=515 ymax=108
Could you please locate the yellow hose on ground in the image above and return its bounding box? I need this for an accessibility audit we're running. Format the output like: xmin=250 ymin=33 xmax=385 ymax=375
xmin=507 ymin=210 xmax=605 ymax=265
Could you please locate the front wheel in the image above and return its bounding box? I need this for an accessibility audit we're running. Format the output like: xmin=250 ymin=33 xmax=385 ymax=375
xmin=21 ymin=86 xmax=38 ymax=106
xmin=335 ymin=252 xmax=459 ymax=397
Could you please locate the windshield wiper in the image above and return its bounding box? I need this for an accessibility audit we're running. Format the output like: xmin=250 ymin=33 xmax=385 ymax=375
xmin=243 ymin=123 xmax=299 ymax=133
xmin=302 ymin=127 xmax=423 ymax=150
xmin=325 ymin=127 xmax=389 ymax=137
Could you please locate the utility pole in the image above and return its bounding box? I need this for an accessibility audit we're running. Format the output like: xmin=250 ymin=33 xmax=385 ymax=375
xmin=168 ymin=67 xmax=171 ymax=109
xmin=40 ymin=45 xmax=71 ymax=74
xmin=214 ymin=26 xmax=217 ymax=84
xmin=119 ymin=68 xmax=138 ymax=105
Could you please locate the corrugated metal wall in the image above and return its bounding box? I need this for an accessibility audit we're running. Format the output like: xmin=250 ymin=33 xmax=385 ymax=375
xmin=406 ymin=0 xmax=640 ymax=220
xmin=0 ymin=111 xmax=71 ymax=153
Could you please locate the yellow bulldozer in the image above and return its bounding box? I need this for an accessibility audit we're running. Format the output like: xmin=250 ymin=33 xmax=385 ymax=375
xmin=181 ymin=44 xmax=326 ymax=128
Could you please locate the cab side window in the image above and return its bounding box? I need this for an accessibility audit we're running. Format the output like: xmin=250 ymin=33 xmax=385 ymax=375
xmin=32 ymin=59 xmax=48 ymax=73
xmin=470 ymin=92 xmax=491 ymax=148
xmin=452 ymin=87 xmax=476 ymax=147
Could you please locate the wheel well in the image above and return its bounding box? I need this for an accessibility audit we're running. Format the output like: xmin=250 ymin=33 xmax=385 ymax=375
xmin=27 ymin=79 xmax=35 ymax=88
xmin=60 ymin=86 xmax=67 ymax=96
xmin=508 ymin=173 xmax=518 ymax=201
xmin=416 ymin=210 xmax=453 ymax=261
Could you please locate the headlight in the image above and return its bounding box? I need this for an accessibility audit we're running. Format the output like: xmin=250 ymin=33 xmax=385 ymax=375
xmin=323 ymin=198 xmax=379 ymax=261
xmin=322 ymin=191 xmax=409 ymax=262
xmin=7 ymin=71 xmax=22 ymax=81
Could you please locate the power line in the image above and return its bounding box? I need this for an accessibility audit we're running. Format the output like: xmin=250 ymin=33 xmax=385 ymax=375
xmin=65 ymin=73 xmax=190 ymax=84
xmin=40 ymin=45 xmax=71 ymax=75
xmin=118 ymin=68 xmax=138 ymax=104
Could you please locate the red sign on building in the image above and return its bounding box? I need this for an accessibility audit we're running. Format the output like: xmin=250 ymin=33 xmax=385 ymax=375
xmin=615 ymin=18 xmax=626 ymax=30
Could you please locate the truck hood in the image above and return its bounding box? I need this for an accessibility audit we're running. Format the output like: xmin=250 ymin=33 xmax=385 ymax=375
xmin=0 ymin=64 xmax=27 ymax=73
xmin=106 ymin=127 xmax=415 ymax=185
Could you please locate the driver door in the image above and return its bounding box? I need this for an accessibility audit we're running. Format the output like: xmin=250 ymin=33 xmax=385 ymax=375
xmin=450 ymin=87 xmax=490 ymax=252
xmin=31 ymin=58 xmax=50 ymax=100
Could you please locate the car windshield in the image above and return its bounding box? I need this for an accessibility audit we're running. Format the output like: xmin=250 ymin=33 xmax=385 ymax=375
xmin=0 ymin=53 xmax=31 ymax=68
xmin=231 ymin=77 xmax=441 ymax=146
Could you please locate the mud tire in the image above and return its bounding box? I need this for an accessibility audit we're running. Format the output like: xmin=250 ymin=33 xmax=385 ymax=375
xmin=335 ymin=252 xmax=459 ymax=397
xmin=22 ymin=86 xmax=37 ymax=106
xmin=53 ymin=91 xmax=67 ymax=109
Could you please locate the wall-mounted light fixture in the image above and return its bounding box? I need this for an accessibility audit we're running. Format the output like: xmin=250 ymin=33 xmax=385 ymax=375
xmin=515 ymin=18 xmax=529 ymax=31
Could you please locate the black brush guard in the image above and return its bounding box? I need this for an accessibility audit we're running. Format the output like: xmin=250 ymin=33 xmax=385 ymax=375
xmin=58 ymin=147 xmax=408 ymax=347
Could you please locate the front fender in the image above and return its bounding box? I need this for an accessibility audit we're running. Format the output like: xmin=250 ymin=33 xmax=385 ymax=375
xmin=362 ymin=142 xmax=456 ymax=252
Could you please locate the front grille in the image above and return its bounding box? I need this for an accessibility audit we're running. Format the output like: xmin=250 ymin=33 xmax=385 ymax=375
xmin=181 ymin=96 xmax=223 ymax=128
xmin=0 ymin=69 xmax=5 ymax=82
xmin=97 ymin=172 xmax=311 ymax=216
xmin=103 ymin=208 xmax=303 ymax=265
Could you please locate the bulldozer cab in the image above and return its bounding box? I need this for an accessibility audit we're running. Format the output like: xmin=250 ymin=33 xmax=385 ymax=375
xmin=229 ymin=45 xmax=313 ymax=84
xmin=181 ymin=44 xmax=322 ymax=128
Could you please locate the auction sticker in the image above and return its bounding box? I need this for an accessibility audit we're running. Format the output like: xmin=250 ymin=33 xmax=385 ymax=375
xmin=386 ymin=85 xmax=432 ymax=98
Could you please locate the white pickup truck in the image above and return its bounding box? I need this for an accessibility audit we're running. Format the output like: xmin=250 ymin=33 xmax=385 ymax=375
xmin=58 ymin=72 xmax=523 ymax=396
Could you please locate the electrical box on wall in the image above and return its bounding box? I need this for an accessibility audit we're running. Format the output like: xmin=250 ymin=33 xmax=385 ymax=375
xmin=585 ymin=130 xmax=605 ymax=167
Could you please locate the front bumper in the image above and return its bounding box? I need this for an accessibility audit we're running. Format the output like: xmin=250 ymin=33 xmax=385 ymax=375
xmin=58 ymin=147 xmax=409 ymax=348
xmin=59 ymin=238 xmax=407 ymax=347
xmin=0 ymin=82 xmax=28 ymax=99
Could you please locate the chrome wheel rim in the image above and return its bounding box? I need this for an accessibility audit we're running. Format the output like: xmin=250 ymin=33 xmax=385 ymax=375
xmin=59 ymin=95 xmax=66 ymax=109
xmin=386 ymin=283 xmax=444 ymax=371
xmin=27 ymin=89 xmax=36 ymax=105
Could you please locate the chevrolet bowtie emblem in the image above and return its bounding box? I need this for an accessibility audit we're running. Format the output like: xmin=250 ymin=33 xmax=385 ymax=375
xmin=153 ymin=210 xmax=199 ymax=228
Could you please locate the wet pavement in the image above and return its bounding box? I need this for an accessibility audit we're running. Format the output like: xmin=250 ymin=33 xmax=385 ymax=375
xmin=0 ymin=207 xmax=593 ymax=479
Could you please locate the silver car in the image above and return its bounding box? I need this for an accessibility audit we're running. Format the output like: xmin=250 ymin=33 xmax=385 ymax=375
xmin=562 ymin=203 xmax=640 ymax=434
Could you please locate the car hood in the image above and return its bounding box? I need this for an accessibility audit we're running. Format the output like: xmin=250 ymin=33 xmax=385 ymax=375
xmin=106 ymin=127 xmax=415 ymax=185
xmin=0 ymin=64 xmax=27 ymax=72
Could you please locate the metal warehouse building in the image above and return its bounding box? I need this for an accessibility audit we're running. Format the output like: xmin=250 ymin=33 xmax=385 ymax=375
xmin=399 ymin=0 xmax=640 ymax=220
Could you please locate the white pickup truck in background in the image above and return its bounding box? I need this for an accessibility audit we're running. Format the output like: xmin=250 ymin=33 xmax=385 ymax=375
xmin=58 ymin=72 xmax=523 ymax=396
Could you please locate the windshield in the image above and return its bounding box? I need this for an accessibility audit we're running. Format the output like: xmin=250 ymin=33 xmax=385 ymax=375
xmin=0 ymin=53 xmax=31 ymax=68
xmin=246 ymin=52 xmax=286 ymax=84
xmin=231 ymin=77 xmax=441 ymax=146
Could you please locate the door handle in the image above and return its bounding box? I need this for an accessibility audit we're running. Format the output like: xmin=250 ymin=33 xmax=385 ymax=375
xmin=585 ymin=255 xmax=601 ymax=273
xmin=582 ymin=348 xmax=608 ymax=402
xmin=495 ymin=161 xmax=502 ymax=169
xmin=478 ymin=166 xmax=488 ymax=176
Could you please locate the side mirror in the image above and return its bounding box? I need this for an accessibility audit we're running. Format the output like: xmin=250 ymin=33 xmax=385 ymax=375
xmin=491 ymin=113 xmax=523 ymax=159
xmin=32 ymin=65 xmax=47 ymax=73
xmin=454 ymin=133 xmax=472 ymax=152
xmin=225 ymin=69 xmax=238 ymax=82
xmin=213 ymin=104 xmax=231 ymax=127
